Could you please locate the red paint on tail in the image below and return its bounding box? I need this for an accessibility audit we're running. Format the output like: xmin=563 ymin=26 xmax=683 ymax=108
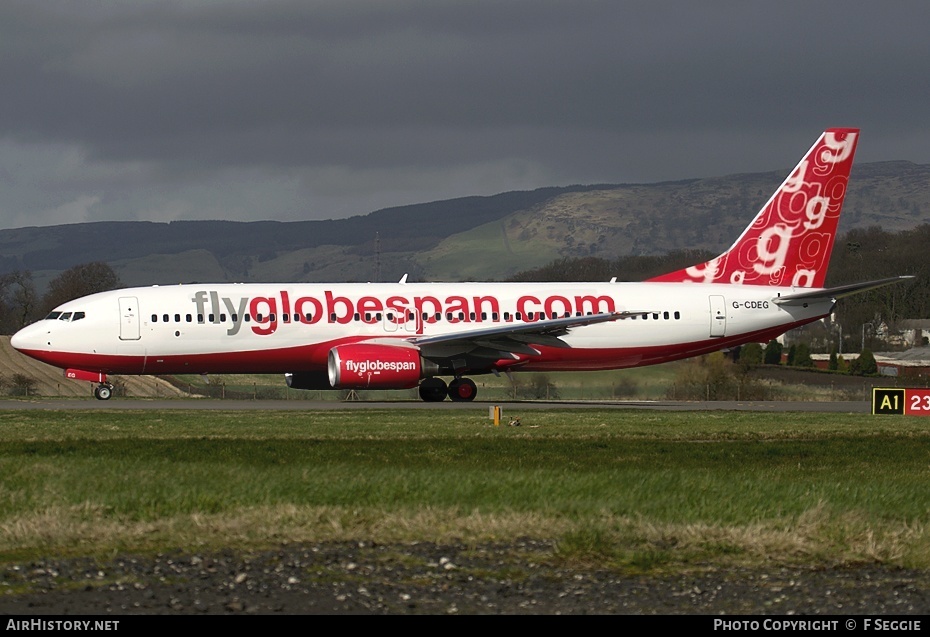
xmin=648 ymin=128 xmax=859 ymax=288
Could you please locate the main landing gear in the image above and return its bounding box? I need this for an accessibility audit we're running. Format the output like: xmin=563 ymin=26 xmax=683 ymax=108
xmin=418 ymin=377 xmax=478 ymax=402
xmin=94 ymin=383 xmax=113 ymax=400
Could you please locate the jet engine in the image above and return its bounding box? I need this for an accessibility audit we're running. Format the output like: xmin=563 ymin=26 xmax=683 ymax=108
xmin=327 ymin=343 xmax=426 ymax=389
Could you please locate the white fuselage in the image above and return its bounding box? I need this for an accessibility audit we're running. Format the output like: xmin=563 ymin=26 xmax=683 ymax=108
xmin=10 ymin=281 xmax=832 ymax=377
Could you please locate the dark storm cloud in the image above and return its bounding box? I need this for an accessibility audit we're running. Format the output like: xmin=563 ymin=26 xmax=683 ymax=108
xmin=1 ymin=1 xmax=929 ymax=229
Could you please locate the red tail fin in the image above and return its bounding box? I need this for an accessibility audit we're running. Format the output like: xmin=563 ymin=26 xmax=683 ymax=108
xmin=648 ymin=128 xmax=859 ymax=288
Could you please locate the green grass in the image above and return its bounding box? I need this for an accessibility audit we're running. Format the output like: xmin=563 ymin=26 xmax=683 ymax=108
xmin=1 ymin=408 xmax=929 ymax=571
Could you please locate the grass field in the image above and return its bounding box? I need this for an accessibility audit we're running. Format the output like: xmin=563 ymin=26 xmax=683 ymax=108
xmin=1 ymin=407 xmax=929 ymax=573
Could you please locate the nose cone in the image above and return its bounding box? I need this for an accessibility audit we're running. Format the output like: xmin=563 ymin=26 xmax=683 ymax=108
xmin=10 ymin=323 xmax=43 ymax=353
xmin=10 ymin=328 xmax=26 ymax=351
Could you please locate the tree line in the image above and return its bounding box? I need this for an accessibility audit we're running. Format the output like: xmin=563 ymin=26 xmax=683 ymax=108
xmin=0 ymin=262 xmax=119 ymax=335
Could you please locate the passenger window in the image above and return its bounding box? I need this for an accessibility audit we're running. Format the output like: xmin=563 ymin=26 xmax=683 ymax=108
xmin=163 ymin=314 xmax=169 ymax=322
xmin=151 ymin=314 xmax=158 ymax=322
xmin=174 ymin=314 xmax=181 ymax=322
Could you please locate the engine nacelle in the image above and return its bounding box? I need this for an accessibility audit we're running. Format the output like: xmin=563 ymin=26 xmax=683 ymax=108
xmin=327 ymin=343 xmax=422 ymax=389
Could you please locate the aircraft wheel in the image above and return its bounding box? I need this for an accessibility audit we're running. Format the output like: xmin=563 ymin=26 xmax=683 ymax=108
xmin=94 ymin=384 xmax=112 ymax=401
xmin=448 ymin=377 xmax=477 ymax=402
xmin=418 ymin=377 xmax=448 ymax=402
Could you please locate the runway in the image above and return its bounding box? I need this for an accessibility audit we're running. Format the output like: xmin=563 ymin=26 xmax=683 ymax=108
xmin=0 ymin=398 xmax=872 ymax=413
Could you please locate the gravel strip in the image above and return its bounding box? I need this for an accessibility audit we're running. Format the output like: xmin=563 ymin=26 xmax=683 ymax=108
xmin=2 ymin=541 xmax=930 ymax=615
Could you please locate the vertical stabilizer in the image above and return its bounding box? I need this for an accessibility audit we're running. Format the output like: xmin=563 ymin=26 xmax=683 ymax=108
xmin=648 ymin=128 xmax=859 ymax=288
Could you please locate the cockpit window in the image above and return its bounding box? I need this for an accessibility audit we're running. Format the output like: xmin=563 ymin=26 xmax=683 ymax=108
xmin=45 ymin=310 xmax=85 ymax=322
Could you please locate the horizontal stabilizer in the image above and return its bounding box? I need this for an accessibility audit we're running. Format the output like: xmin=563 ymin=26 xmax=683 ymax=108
xmin=772 ymin=276 xmax=914 ymax=306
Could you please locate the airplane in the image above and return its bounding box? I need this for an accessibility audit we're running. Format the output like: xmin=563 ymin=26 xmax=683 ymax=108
xmin=10 ymin=128 xmax=912 ymax=402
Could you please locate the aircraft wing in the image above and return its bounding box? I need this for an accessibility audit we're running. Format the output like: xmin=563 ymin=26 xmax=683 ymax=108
xmin=772 ymin=276 xmax=914 ymax=306
xmin=408 ymin=311 xmax=642 ymax=359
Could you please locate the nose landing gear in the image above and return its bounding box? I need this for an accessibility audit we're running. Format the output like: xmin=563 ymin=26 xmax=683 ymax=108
xmin=94 ymin=384 xmax=113 ymax=400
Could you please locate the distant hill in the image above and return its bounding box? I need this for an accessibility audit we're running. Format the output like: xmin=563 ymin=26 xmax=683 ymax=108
xmin=2 ymin=161 xmax=928 ymax=287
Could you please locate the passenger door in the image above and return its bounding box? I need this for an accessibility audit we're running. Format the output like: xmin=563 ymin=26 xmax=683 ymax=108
xmin=119 ymin=296 xmax=141 ymax=341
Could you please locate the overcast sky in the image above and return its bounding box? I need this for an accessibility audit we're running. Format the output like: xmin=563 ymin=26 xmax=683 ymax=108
xmin=1 ymin=1 xmax=929 ymax=231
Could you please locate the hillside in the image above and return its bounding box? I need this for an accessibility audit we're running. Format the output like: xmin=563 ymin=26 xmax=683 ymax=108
xmin=1 ymin=161 xmax=928 ymax=287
